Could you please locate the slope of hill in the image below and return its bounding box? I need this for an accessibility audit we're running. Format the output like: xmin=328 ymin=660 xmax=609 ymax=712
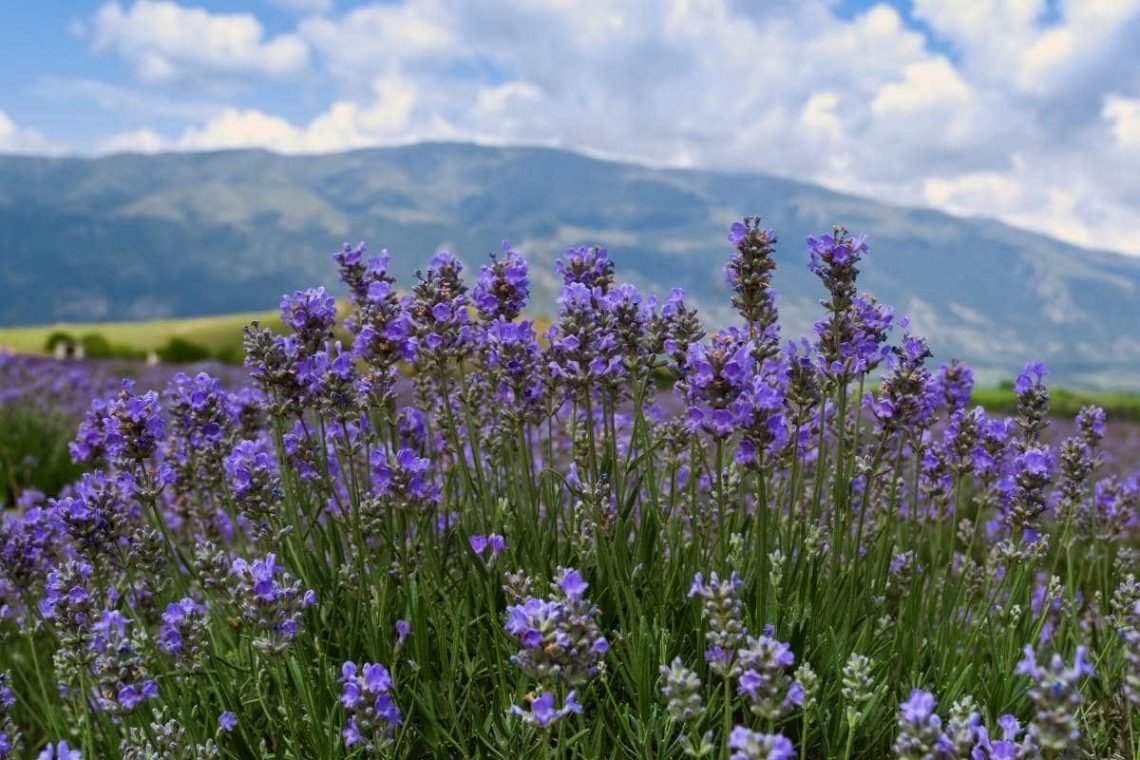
xmin=0 ymin=143 xmax=1138 ymax=388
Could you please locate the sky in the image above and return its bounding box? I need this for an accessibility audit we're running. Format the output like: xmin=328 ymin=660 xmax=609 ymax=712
xmin=1 ymin=0 xmax=1139 ymax=255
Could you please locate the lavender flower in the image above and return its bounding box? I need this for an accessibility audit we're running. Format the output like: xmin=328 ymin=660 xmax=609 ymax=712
xmin=972 ymin=714 xmax=1028 ymax=759
xmin=334 ymin=243 xmax=390 ymax=305
xmin=227 ymin=553 xmax=315 ymax=654
xmin=280 ymin=287 xmax=337 ymax=352
xmin=71 ymin=380 xmax=165 ymax=465
xmin=1075 ymin=405 xmax=1105 ymax=449
xmin=725 ymin=218 xmax=780 ymax=359
xmin=35 ymin=742 xmax=82 ymax=760
xmin=473 ymin=242 xmax=529 ymax=322
xmin=468 ymin=534 xmax=506 ymax=565
xmin=340 ymin=661 xmax=401 ymax=751
xmin=478 ymin=318 xmax=545 ymax=429
xmin=657 ymin=287 xmax=705 ymax=374
xmin=89 ymin=609 xmax=159 ymax=714
xmin=892 ymin=689 xmax=942 ymax=759
xmin=736 ymin=633 xmax=802 ymax=721
xmin=841 ymin=653 xmax=875 ymax=729
xmin=395 ymin=619 xmax=411 ymax=648
xmin=510 ymin=690 xmax=582 ymax=729
xmin=365 ymin=447 xmax=440 ymax=528
xmin=1014 ymin=645 xmax=1091 ymax=752
xmin=546 ymin=282 xmax=625 ymax=401
xmin=120 ymin=715 xmax=220 ymax=759
xmin=409 ymin=251 xmax=471 ymax=369
xmin=689 ymin=572 xmax=747 ymax=677
xmin=871 ymin=334 xmax=934 ymax=437
xmin=504 ymin=568 xmax=608 ymax=687
xmin=157 ymin=597 xmax=210 ymax=673
xmin=1006 ymin=446 xmax=1054 ymax=531
xmin=683 ymin=330 xmax=753 ymax=439
xmin=295 ymin=342 xmax=360 ymax=416
xmin=0 ymin=671 xmax=19 ymax=759
xmin=932 ymin=359 xmax=974 ymax=413
xmin=243 ymin=327 xmax=307 ymax=415
xmin=1013 ymin=362 xmax=1049 ymax=447
xmin=660 ymin=657 xmax=704 ymax=723
xmin=727 ymin=726 xmax=796 ymax=760
xmin=556 ymin=246 xmax=614 ymax=292
xmin=218 ymin=711 xmax=238 ymax=733
xmin=224 ymin=438 xmax=282 ymax=539
xmin=340 ymin=247 xmax=416 ymax=404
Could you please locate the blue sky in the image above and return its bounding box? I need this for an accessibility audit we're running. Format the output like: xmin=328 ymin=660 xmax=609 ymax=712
xmin=2 ymin=1 xmax=1139 ymax=255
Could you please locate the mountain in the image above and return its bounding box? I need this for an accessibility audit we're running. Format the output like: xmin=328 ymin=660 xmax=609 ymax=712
xmin=0 ymin=143 xmax=1138 ymax=389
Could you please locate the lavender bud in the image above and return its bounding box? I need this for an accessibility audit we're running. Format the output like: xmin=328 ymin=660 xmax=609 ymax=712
xmin=660 ymin=658 xmax=704 ymax=723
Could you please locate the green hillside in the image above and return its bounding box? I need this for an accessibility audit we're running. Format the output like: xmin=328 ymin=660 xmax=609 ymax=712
xmin=0 ymin=309 xmax=278 ymax=360
xmin=1 ymin=144 xmax=1139 ymax=388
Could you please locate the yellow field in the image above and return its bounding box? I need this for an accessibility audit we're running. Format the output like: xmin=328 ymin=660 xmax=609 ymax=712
xmin=0 ymin=310 xmax=280 ymax=356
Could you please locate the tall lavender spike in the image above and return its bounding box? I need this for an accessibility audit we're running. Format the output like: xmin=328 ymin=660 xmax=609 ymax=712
xmin=1014 ymin=645 xmax=1092 ymax=753
xmin=504 ymin=568 xmax=608 ymax=688
xmin=689 ymin=572 xmax=747 ymax=678
xmin=727 ymin=726 xmax=796 ymax=760
xmin=0 ymin=671 xmax=20 ymax=759
xmin=725 ymin=218 xmax=780 ymax=360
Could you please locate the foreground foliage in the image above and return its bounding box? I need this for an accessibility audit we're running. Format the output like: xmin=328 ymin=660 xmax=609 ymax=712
xmin=1 ymin=223 xmax=1138 ymax=759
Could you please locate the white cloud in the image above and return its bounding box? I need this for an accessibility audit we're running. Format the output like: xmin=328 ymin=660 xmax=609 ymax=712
xmin=60 ymin=0 xmax=1140 ymax=255
xmin=1104 ymin=94 xmax=1140 ymax=149
xmin=298 ymin=1 xmax=454 ymax=92
xmin=871 ymin=59 xmax=972 ymax=115
xmin=924 ymin=172 xmax=1026 ymax=216
xmin=0 ymin=111 xmax=61 ymax=155
xmin=97 ymin=127 xmax=168 ymax=154
xmin=912 ymin=0 xmax=1140 ymax=98
xmin=102 ymin=72 xmax=430 ymax=153
xmin=91 ymin=0 xmax=309 ymax=85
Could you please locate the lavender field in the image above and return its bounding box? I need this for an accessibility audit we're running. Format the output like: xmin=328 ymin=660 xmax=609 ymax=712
xmin=1 ymin=222 xmax=1138 ymax=759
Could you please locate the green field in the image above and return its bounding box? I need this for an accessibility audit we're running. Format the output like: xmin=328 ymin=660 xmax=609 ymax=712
xmin=0 ymin=309 xmax=281 ymax=361
xmin=970 ymin=384 xmax=1140 ymax=422
xmin=2 ymin=311 xmax=1139 ymax=421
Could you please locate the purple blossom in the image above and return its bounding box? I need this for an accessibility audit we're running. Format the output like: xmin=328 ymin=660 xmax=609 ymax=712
xmin=228 ymin=553 xmax=315 ymax=654
xmin=689 ymin=572 xmax=747 ymax=677
xmin=510 ymin=690 xmax=582 ymax=729
xmin=339 ymin=661 xmax=401 ymax=751
xmin=280 ymin=287 xmax=337 ymax=349
xmin=736 ymin=633 xmax=801 ymax=721
xmin=504 ymin=568 xmax=608 ymax=687
xmin=71 ymin=380 xmax=165 ymax=464
xmin=473 ymin=242 xmax=529 ymax=321
xmin=727 ymin=726 xmax=796 ymax=760
xmin=556 ymin=246 xmax=614 ymax=292
xmin=1014 ymin=645 xmax=1091 ymax=752
xmin=893 ymin=689 xmax=944 ymax=759
xmin=218 ymin=711 xmax=237 ymax=733
xmin=395 ymin=619 xmax=411 ymax=646
xmin=468 ymin=533 xmax=506 ymax=564
xmin=36 ymin=742 xmax=82 ymax=760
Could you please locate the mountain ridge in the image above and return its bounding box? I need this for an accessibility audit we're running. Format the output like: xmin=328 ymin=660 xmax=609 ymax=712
xmin=0 ymin=142 xmax=1137 ymax=389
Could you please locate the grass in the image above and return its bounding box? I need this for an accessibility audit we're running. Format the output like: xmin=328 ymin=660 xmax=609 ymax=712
xmin=0 ymin=310 xmax=280 ymax=361
xmin=0 ymin=406 xmax=86 ymax=504
xmin=971 ymin=384 xmax=1140 ymax=422
xmin=2 ymin=310 xmax=1139 ymax=421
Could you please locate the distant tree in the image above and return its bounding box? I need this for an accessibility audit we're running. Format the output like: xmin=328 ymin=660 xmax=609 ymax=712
xmin=80 ymin=332 xmax=113 ymax=359
xmin=43 ymin=331 xmax=75 ymax=353
xmin=213 ymin=344 xmax=245 ymax=365
xmin=158 ymin=336 xmax=212 ymax=364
